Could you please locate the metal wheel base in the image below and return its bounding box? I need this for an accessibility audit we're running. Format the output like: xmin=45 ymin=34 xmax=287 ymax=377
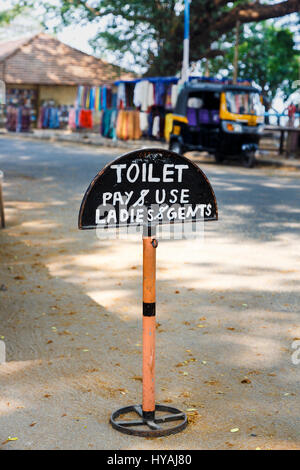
xmin=110 ymin=404 xmax=188 ymax=437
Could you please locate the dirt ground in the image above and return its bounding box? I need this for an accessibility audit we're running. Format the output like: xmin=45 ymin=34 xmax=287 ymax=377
xmin=0 ymin=140 xmax=299 ymax=450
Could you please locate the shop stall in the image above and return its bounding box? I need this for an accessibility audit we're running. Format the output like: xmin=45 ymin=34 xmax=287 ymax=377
xmin=0 ymin=33 xmax=132 ymax=132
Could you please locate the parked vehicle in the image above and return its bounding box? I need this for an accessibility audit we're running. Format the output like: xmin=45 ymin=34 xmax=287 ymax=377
xmin=167 ymin=82 xmax=264 ymax=167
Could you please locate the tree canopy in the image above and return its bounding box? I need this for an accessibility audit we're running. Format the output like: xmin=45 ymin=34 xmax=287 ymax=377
xmin=29 ymin=0 xmax=299 ymax=75
xmin=0 ymin=4 xmax=26 ymax=27
xmin=209 ymin=23 xmax=299 ymax=102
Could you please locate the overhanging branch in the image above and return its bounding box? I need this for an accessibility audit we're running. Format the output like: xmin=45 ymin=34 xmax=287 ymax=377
xmin=215 ymin=0 xmax=299 ymax=35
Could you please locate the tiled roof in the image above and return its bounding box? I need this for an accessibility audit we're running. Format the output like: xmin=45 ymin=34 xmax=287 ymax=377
xmin=0 ymin=36 xmax=33 ymax=61
xmin=0 ymin=33 xmax=134 ymax=85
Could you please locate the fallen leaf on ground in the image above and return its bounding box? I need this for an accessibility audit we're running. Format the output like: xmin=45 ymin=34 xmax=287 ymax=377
xmin=225 ymin=442 xmax=234 ymax=447
xmin=131 ymin=376 xmax=142 ymax=382
xmin=241 ymin=378 xmax=252 ymax=384
xmin=187 ymin=411 xmax=200 ymax=424
xmin=204 ymin=380 xmax=219 ymax=386
xmin=58 ymin=330 xmax=72 ymax=336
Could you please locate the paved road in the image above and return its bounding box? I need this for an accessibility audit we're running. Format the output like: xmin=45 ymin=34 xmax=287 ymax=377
xmin=0 ymin=136 xmax=299 ymax=450
xmin=1 ymin=136 xmax=300 ymax=242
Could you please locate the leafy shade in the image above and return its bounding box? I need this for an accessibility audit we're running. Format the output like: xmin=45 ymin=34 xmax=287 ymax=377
xmin=210 ymin=23 xmax=299 ymax=101
xmin=37 ymin=0 xmax=300 ymax=75
xmin=0 ymin=4 xmax=26 ymax=26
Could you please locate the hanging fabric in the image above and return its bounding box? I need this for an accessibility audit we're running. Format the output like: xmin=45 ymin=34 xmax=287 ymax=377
xmin=117 ymin=83 xmax=126 ymax=109
xmin=6 ymin=106 xmax=31 ymax=132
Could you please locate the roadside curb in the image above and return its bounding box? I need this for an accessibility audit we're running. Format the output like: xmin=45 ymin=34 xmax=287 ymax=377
xmin=255 ymin=155 xmax=300 ymax=169
xmin=0 ymin=130 xmax=168 ymax=152
xmin=1 ymin=130 xmax=299 ymax=170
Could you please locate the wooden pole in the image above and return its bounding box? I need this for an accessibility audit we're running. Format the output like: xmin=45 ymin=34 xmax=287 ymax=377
xmin=204 ymin=59 xmax=210 ymax=78
xmin=233 ymin=20 xmax=240 ymax=85
xmin=0 ymin=172 xmax=5 ymax=229
xmin=142 ymin=236 xmax=156 ymax=419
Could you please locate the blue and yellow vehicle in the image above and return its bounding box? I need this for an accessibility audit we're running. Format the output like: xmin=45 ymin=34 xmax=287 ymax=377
xmin=167 ymin=82 xmax=264 ymax=167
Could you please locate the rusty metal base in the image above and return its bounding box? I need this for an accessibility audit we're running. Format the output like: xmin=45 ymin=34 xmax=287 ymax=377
xmin=110 ymin=404 xmax=187 ymax=437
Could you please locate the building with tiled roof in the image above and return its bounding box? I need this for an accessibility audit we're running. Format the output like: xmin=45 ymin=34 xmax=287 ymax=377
xmin=0 ymin=33 xmax=133 ymax=86
xmin=0 ymin=33 xmax=134 ymax=130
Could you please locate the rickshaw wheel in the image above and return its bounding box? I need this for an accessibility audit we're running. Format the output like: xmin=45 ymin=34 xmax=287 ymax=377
xmin=169 ymin=141 xmax=183 ymax=156
xmin=214 ymin=152 xmax=224 ymax=164
xmin=242 ymin=150 xmax=256 ymax=168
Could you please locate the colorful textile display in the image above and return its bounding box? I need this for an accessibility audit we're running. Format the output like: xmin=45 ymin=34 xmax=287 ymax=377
xmin=147 ymin=106 xmax=166 ymax=139
xmin=79 ymin=109 xmax=93 ymax=128
xmin=133 ymin=80 xmax=155 ymax=112
xmin=116 ymin=110 xmax=141 ymax=140
xmin=165 ymin=84 xmax=173 ymax=110
xmin=116 ymin=82 xmax=135 ymax=109
xmin=38 ymin=106 xmax=60 ymax=129
xmin=6 ymin=87 xmax=37 ymax=128
xmin=68 ymin=107 xmax=93 ymax=129
xmin=171 ymin=84 xmax=179 ymax=109
xmin=68 ymin=108 xmax=77 ymax=130
xmin=6 ymin=106 xmax=31 ymax=132
xmin=139 ymin=112 xmax=148 ymax=133
xmin=74 ymin=77 xmax=182 ymax=141
xmin=38 ymin=105 xmax=71 ymax=129
xmin=117 ymin=83 xmax=126 ymax=109
xmin=76 ymin=86 xmax=115 ymax=111
xmin=101 ymin=109 xmax=118 ymax=139
xmin=116 ymin=77 xmax=179 ymax=140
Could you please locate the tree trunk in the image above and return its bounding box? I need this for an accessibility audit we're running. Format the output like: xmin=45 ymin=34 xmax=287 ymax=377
xmin=233 ymin=20 xmax=240 ymax=84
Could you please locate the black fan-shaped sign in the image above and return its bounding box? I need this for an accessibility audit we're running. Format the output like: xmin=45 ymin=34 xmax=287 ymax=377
xmin=79 ymin=148 xmax=218 ymax=229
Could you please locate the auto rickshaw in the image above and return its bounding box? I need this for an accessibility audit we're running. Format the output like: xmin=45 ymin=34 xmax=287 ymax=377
xmin=166 ymin=82 xmax=264 ymax=167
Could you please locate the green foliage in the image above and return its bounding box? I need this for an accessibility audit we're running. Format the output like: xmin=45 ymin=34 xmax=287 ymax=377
xmin=32 ymin=0 xmax=300 ymax=80
xmin=210 ymin=23 xmax=299 ymax=101
xmin=0 ymin=3 xmax=26 ymax=26
xmin=35 ymin=1 xmax=262 ymax=74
